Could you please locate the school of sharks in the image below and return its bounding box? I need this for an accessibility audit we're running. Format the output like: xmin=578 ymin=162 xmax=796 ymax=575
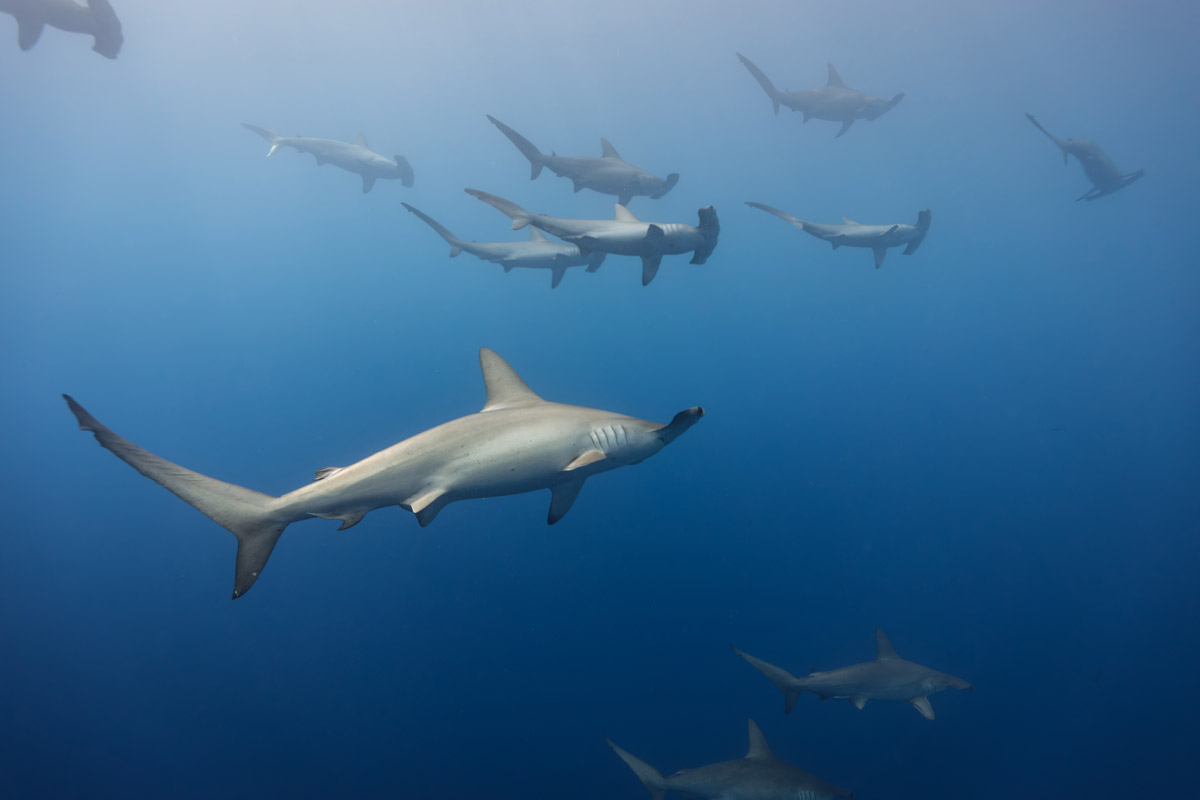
xmin=6 ymin=3 xmax=1150 ymax=799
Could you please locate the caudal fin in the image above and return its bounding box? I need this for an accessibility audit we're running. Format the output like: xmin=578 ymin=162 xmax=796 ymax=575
xmin=606 ymin=738 xmax=667 ymax=800
xmin=737 ymin=53 xmax=783 ymax=115
xmin=487 ymin=115 xmax=546 ymax=179
xmin=464 ymin=188 xmax=535 ymax=230
xmin=242 ymin=123 xmax=284 ymax=157
xmin=732 ymin=645 xmax=803 ymax=713
xmin=63 ymin=395 xmax=288 ymax=598
xmin=402 ymin=203 xmax=466 ymax=256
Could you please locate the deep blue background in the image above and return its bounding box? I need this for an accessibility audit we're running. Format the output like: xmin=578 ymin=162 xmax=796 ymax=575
xmin=2 ymin=1 xmax=1198 ymax=797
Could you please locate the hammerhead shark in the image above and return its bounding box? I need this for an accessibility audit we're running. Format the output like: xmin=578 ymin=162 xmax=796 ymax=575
xmin=1 ymin=0 xmax=122 ymax=58
xmin=747 ymin=202 xmax=930 ymax=269
xmin=487 ymin=115 xmax=679 ymax=206
xmin=1026 ymin=113 xmax=1144 ymax=201
xmin=732 ymin=628 xmax=972 ymax=720
xmin=466 ymin=189 xmax=718 ymax=286
xmin=402 ymin=203 xmax=605 ymax=288
xmin=242 ymin=124 xmax=414 ymax=193
xmin=737 ymin=53 xmax=904 ymax=137
xmin=607 ymin=719 xmax=853 ymax=800
xmin=64 ymin=350 xmax=703 ymax=598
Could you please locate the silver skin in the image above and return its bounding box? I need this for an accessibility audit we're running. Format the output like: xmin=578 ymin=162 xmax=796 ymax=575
xmin=1 ymin=0 xmax=121 ymax=57
xmin=737 ymin=53 xmax=904 ymax=138
xmin=733 ymin=628 xmax=972 ymax=721
xmin=63 ymin=349 xmax=703 ymax=598
xmin=487 ymin=115 xmax=679 ymax=206
xmin=241 ymin=124 xmax=414 ymax=194
xmin=1026 ymin=113 xmax=1144 ymax=201
xmin=607 ymin=719 xmax=853 ymax=800
xmin=402 ymin=202 xmax=605 ymax=288
xmin=465 ymin=188 xmax=719 ymax=286
xmin=746 ymin=201 xmax=930 ymax=269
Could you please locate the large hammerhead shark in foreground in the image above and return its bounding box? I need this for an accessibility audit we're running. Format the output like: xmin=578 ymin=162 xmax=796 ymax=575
xmin=402 ymin=202 xmax=605 ymax=288
xmin=1026 ymin=113 xmax=1143 ymax=201
xmin=733 ymin=628 xmax=972 ymax=720
xmin=737 ymin=53 xmax=904 ymax=138
xmin=1 ymin=0 xmax=121 ymax=57
xmin=608 ymin=719 xmax=853 ymax=800
xmin=242 ymin=123 xmax=414 ymax=193
xmin=487 ymin=115 xmax=679 ymax=206
xmin=64 ymin=350 xmax=703 ymax=597
xmin=466 ymin=189 xmax=718 ymax=286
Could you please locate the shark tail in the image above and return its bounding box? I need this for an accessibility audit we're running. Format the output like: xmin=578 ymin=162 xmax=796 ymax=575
xmin=606 ymin=738 xmax=667 ymax=800
xmin=737 ymin=53 xmax=782 ymax=115
xmin=402 ymin=203 xmax=466 ymax=256
xmin=242 ymin=123 xmax=285 ymax=157
xmin=63 ymin=395 xmax=290 ymax=599
xmin=486 ymin=115 xmax=545 ymax=179
xmin=465 ymin=188 xmax=534 ymax=231
xmin=732 ymin=646 xmax=803 ymax=713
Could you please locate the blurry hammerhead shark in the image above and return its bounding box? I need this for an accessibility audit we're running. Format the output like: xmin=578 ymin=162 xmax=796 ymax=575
xmin=1026 ymin=113 xmax=1144 ymax=201
xmin=607 ymin=718 xmax=854 ymax=800
xmin=402 ymin=202 xmax=606 ymax=288
xmin=746 ymin=201 xmax=930 ymax=269
xmin=487 ymin=115 xmax=679 ymax=206
xmin=64 ymin=349 xmax=703 ymax=598
xmin=242 ymin=123 xmax=414 ymax=193
xmin=737 ymin=53 xmax=904 ymax=138
xmin=1 ymin=0 xmax=122 ymax=58
xmin=733 ymin=628 xmax=972 ymax=720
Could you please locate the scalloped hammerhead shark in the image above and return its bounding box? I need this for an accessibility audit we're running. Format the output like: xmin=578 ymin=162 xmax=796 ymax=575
xmin=608 ymin=719 xmax=853 ymax=800
xmin=733 ymin=628 xmax=972 ymax=721
xmin=737 ymin=53 xmax=904 ymax=138
xmin=242 ymin=123 xmax=414 ymax=193
xmin=1 ymin=0 xmax=122 ymax=58
xmin=747 ymin=201 xmax=930 ymax=269
xmin=487 ymin=115 xmax=679 ymax=206
xmin=64 ymin=350 xmax=703 ymax=598
xmin=1026 ymin=113 xmax=1144 ymax=201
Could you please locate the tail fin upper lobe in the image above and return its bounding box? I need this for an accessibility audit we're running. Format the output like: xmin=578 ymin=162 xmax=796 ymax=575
xmin=487 ymin=115 xmax=546 ymax=179
xmin=737 ymin=53 xmax=783 ymax=115
xmin=606 ymin=738 xmax=667 ymax=800
xmin=64 ymin=395 xmax=288 ymax=598
xmin=242 ymin=123 xmax=284 ymax=156
xmin=402 ymin=203 xmax=466 ymax=256
xmin=465 ymin=188 xmax=534 ymax=230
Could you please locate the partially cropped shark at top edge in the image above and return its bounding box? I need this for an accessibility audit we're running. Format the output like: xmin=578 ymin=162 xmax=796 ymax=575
xmin=402 ymin=203 xmax=605 ymax=288
xmin=746 ymin=201 xmax=930 ymax=269
xmin=487 ymin=115 xmax=679 ymax=206
xmin=242 ymin=124 xmax=414 ymax=194
xmin=64 ymin=350 xmax=703 ymax=598
xmin=465 ymin=189 xmax=718 ymax=286
xmin=1 ymin=0 xmax=121 ymax=57
xmin=1026 ymin=113 xmax=1144 ymax=201
xmin=737 ymin=53 xmax=903 ymax=138
xmin=607 ymin=719 xmax=853 ymax=800
xmin=733 ymin=628 xmax=972 ymax=721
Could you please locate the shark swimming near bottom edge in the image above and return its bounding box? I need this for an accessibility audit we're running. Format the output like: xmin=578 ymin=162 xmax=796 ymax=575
xmin=242 ymin=123 xmax=414 ymax=193
xmin=746 ymin=201 xmax=930 ymax=269
xmin=607 ymin=718 xmax=853 ymax=800
xmin=64 ymin=349 xmax=703 ymax=598
xmin=733 ymin=628 xmax=972 ymax=720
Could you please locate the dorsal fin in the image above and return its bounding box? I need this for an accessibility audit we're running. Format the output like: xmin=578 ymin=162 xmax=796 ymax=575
xmin=842 ymin=217 xmax=862 ymax=225
xmin=875 ymin=627 xmax=899 ymax=660
xmin=313 ymin=467 xmax=342 ymax=481
xmin=353 ymin=132 xmax=368 ymax=147
xmin=614 ymin=204 xmax=640 ymax=223
xmin=745 ymin=719 xmax=774 ymax=760
xmin=480 ymin=348 xmax=543 ymax=411
xmin=826 ymin=63 xmax=846 ymax=88
xmin=529 ymin=227 xmax=548 ymax=242
xmin=600 ymin=137 xmax=622 ymax=159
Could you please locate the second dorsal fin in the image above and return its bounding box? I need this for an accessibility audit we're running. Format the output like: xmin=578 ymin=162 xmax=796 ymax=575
xmin=479 ymin=348 xmax=543 ymax=411
xmin=353 ymin=132 xmax=368 ymax=147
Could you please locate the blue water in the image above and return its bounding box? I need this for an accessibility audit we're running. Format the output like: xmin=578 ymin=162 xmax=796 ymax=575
xmin=2 ymin=1 xmax=1198 ymax=797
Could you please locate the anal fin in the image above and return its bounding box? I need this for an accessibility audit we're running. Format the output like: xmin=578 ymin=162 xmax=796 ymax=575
xmin=850 ymin=696 xmax=868 ymax=711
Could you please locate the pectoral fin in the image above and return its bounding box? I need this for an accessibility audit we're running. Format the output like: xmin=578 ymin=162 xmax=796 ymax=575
xmin=564 ymin=449 xmax=606 ymax=471
xmin=549 ymin=266 xmax=566 ymax=289
xmin=403 ymin=488 xmax=448 ymax=527
xmin=910 ymin=696 xmax=935 ymax=720
xmin=17 ymin=18 xmax=45 ymax=50
xmin=641 ymin=255 xmax=663 ymax=286
xmin=548 ymin=478 xmax=585 ymax=525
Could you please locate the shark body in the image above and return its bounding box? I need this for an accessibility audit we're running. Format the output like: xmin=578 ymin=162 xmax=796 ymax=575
xmin=1 ymin=0 xmax=121 ymax=57
xmin=402 ymin=203 xmax=604 ymax=288
xmin=466 ymin=189 xmax=718 ymax=286
xmin=733 ymin=628 xmax=972 ymax=720
xmin=242 ymin=124 xmax=414 ymax=193
xmin=65 ymin=350 xmax=702 ymax=598
xmin=1026 ymin=113 xmax=1143 ymax=201
xmin=608 ymin=719 xmax=853 ymax=800
xmin=487 ymin=115 xmax=679 ymax=206
xmin=737 ymin=54 xmax=903 ymax=138
xmin=746 ymin=201 xmax=930 ymax=269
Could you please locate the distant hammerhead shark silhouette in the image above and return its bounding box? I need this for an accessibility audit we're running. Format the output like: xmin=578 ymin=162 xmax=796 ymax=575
xmin=1 ymin=0 xmax=122 ymax=58
xmin=1026 ymin=113 xmax=1143 ymax=201
xmin=242 ymin=123 xmax=414 ymax=193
